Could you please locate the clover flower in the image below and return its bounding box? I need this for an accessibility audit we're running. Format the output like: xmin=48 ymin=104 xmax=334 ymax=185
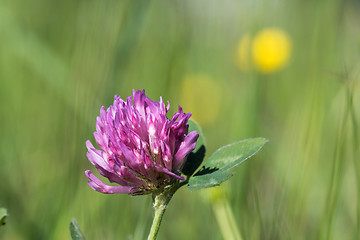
xmin=80 ymin=89 xmax=267 ymax=240
xmin=85 ymin=90 xmax=199 ymax=195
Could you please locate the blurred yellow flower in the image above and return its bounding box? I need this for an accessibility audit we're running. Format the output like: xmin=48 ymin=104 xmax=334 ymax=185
xmin=251 ymin=28 xmax=292 ymax=73
xmin=236 ymin=28 xmax=292 ymax=74
xmin=236 ymin=34 xmax=252 ymax=71
xmin=181 ymin=75 xmax=222 ymax=125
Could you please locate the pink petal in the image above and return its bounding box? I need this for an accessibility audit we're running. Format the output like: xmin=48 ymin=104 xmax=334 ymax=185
xmin=173 ymin=131 xmax=199 ymax=170
xmin=85 ymin=170 xmax=132 ymax=194
xmin=155 ymin=167 xmax=185 ymax=181
xmin=86 ymin=140 xmax=111 ymax=172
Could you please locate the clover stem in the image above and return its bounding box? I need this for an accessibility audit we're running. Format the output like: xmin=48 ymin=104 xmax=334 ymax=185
xmin=147 ymin=199 xmax=167 ymax=240
xmin=147 ymin=181 xmax=187 ymax=240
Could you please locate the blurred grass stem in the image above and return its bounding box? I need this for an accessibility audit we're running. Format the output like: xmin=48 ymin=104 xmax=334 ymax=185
xmin=348 ymin=84 xmax=360 ymax=239
xmin=322 ymin=83 xmax=353 ymax=240
xmin=213 ymin=199 xmax=243 ymax=240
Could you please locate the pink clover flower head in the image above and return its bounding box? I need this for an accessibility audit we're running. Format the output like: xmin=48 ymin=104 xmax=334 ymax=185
xmin=85 ymin=90 xmax=199 ymax=195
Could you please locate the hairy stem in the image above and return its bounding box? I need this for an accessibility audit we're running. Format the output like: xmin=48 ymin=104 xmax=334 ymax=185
xmin=147 ymin=181 xmax=187 ymax=240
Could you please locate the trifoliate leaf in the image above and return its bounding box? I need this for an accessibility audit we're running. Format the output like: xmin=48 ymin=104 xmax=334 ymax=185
xmin=188 ymin=170 xmax=233 ymax=190
xmin=200 ymin=138 xmax=267 ymax=172
xmin=188 ymin=138 xmax=267 ymax=189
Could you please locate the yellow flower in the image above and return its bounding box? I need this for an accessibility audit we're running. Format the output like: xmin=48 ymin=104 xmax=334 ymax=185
xmin=236 ymin=34 xmax=252 ymax=71
xmin=181 ymin=75 xmax=222 ymax=125
xmin=251 ymin=28 xmax=292 ymax=73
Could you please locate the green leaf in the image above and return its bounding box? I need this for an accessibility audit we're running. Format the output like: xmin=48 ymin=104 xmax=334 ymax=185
xmin=188 ymin=138 xmax=267 ymax=190
xmin=188 ymin=170 xmax=233 ymax=190
xmin=181 ymin=119 xmax=207 ymax=176
xmin=200 ymin=138 xmax=267 ymax=173
xmin=0 ymin=208 xmax=8 ymax=227
xmin=70 ymin=218 xmax=85 ymax=240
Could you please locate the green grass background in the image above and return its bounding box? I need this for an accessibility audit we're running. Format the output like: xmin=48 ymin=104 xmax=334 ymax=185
xmin=1 ymin=0 xmax=360 ymax=239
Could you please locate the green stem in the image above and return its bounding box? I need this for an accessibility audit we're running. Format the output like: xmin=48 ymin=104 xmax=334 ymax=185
xmin=147 ymin=199 xmax=167 ymax=240
xmin=147 ymin=181 xmax=187 ymax=240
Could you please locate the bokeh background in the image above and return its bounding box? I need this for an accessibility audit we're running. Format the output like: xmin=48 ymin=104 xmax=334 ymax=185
xmin=1 ymin=0 xmax=360 ymax=239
